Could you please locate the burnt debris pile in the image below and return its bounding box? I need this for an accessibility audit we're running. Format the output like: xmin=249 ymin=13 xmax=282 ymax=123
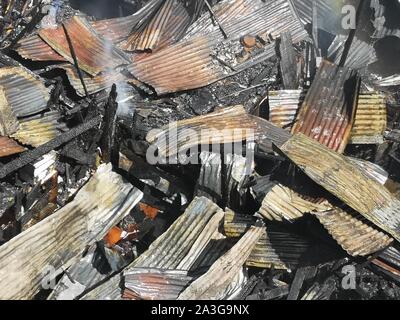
xmin=1 ymin=0 xmax=400 ymax=300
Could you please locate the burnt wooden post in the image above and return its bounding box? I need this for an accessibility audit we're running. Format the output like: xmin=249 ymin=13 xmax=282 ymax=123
xmin=101 ymin=84 xmax=118 ymax=164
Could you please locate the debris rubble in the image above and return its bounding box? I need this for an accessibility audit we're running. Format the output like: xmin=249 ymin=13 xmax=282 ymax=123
xmin=1 ymin=0 xmax=400 ymax=301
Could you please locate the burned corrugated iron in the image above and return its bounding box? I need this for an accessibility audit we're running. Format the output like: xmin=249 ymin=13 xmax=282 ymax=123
xmin=15 ymin=34 xmax=67 ymax=62
xmin=259 ymin=182 xmax=332 ymax=222
xmin=123 ymin=268 xmax=193 ymax=300
xmin=11 ymin=110 xmax=68 ymax=147
xmin=314 ymin=209 xmax=393 ymax=257
xmin=0 ymin=66 xmax=50 ymax=118
xmin=178 ymin=226 xmax=263 ymax=300
xmin=146 ymin=105 xmax=291 ymax=157
xmin=0 ymin=163 xmax=143 ymax=299
xmin=38 ymin=15 xmax=129 ymax=76
xmin=277 ymin=133 xmax=400 ymax=243
xmin=291 ymin=60 xmax=360 ymax=153
xmin=279 ymin=31 xmax=300 ymax=89
xmin=128 ymin=0 xmax=308 ymax=94
xmin=224 ymin=209 xmax=312 ymax=270
xmin=0 ymin=137 xmax=25 ymax=158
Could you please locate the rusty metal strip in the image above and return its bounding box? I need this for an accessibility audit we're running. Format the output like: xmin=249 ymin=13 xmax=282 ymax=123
xmin=0 ymin=136 xmax=25 ymax=158
xmin=292 ymin=60 xmax=360 ymax=153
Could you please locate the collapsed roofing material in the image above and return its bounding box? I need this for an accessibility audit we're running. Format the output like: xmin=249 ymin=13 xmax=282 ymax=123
xmin=224 ymin=210 xmax=311 ymax=270
xmin=123 ymin=268 xmax=193 ymax=300
xmin=291 ymin=60 xmax=360 ymax=153
xmin=146 ymin=105 xmax=290 ymax=157
xmin=0 ymin=164 xmax=143 ymax=299
xmin=16 ymin=34 xmax=67 ymax=62
xmin=128 ymin=0 xmax=308 ymax=94
xmin=178 ymin=226 xmax=263 ymax=300
xmin=314 ymin=209 xmax=393 ymax=257
xmin=269 ymin=90 xmax=387 ymax=144
xmin=0 ymin=137 xmax=25 ymax=158
xmin=11 ymin=110 xmax=68 ymax=147
xmin=38 ymin=16 xmax=129 ymax=76
xmin=278 ymin=133 xmax=400 ymax=242
xmin=279 ymin=31 xmax=300 ymax=89
xmin=375 ymin=74 xmax=400 ymax=87
xmin=127 ymin=197 xmax=224 ymax=270
xmin=0 ymin=66 xmax=50 ymax=118
xmin=349 ymin=92 xmax=387 ymax=144
xmin=259 ymin=183 xmax=332 ymax=222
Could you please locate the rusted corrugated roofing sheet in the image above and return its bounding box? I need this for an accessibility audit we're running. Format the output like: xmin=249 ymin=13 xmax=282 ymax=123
xmin=0 ymin=164 xmax=143 ymax=299
xmin=224 ymin=210 xmax=311 ymax=270
xmin=350 ymin=92 xmax=387 ymax=144
xmin=122 ymin=0 xmax=175 ymax=51
xmin=123 ymin=268 xmax=193 ymax=300
xmin=178 ymin=226 xmax=263 ymax=300
xmin=269 ymin=90 xmax=305 ymax=129
xmin=270 ymin=90 xmax=387 ymax=144
xmin=91 ymin=0 xmax=164 ymax=43
xmin=128 ymin=0 xmax=308 ymax=94
xmin=38 ymin=16 xmax=129 ymax=76
xmin=291 ymin=60 xmax=360 ymax=153
xmin=278 ymin=133 xmax=400 ymax=243
xmin=146 ymin=105 xmax=291 ymax=157
xmin=259 ymin=183 xmax=332 ymax=222
xmin=12 ymin=110 xmax=68 ymax=147
xmin=0 ymin=66 xmax=50 ymax=117
xmin=314 ymin=209 xmax=393 ymax=257
xmin=15 ymin=34 xmax=66 ymax=62
xmin=61 ymin=64 xmax=127 ymax=96
xmin=0 ymin=137 xmax=25 ymax=158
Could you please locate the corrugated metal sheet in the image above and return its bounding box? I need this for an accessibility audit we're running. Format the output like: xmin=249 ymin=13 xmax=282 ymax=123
xmin=91 ymin=0 xmax=164 ymax=43
xmin=278 ymin=133 xmax=400 ymax=243
xmin=279 ymin=31 xmax=299 ymax=89
xmin=123 ymin=268 xmax=193 ymax=300
xmin=122 ymin=0 xmax=175 ymax=51
xmin=61 ymin=64 xmax=127 ymax=96
xmin=328 ymin=36 xmax=377 ymax=70
xmin=259 ymin=183 xmax=332 ymax=222
xmin=178 ymin=226 xmax=263 ymax=300
xmin=0 ymin=136 xmax=25 ymax=158
xmin=0 ymin=66 xmax=50 ymax=117
xmin=288 ymin=0 xmax=360 ymax=35
xmin=38 ymin=16 xmax=129 ymax=76
xmin=224 ymin=210 xmax=311 ymax=270
xmin=350 ymin=92 xmax=387 ymax=144
xmin=0 ymin=86 xmax=19 ymax=136
xmin=349 ymin=158 xmax=389 ymax=185
xmin=12 ymin=110 xmax=68 ymax=147
xmin=269 ymin=90 xmax=387 ymax=144
xmin=314 ymin=209 xmax=393 ymax=257
xmin=15 ymin=34 xmax=66 ymax=62
xmin=127 ymin=196 xmax=225 ymax=270
xmin=128 ymin=0 xmax=308 ymax=94
xmin=146 ymin=105 xmax=291 ymax=157
xmin=292 ymin=60 xmax=360 ymax=153
xmin=0 ymin=163 xmax=143 ymax=299
xmin=269 ymin=90 xmax=305 ymax=129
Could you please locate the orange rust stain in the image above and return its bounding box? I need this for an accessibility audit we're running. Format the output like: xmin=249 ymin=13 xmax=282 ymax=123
xmin=104 ymin=226 xmax=123 ymax=246
xmin=139 ymin=203 xmax=160 ymax=220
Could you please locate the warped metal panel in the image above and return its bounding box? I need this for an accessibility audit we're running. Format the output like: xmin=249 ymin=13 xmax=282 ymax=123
xmin=15 ymin=34 xmax=66 ymax=62
xmin=39 ymin=16 xmax=129 ymax=76
xmin=0 ymin=66 xmax=50 ymax=117
xmin=292 ymin=60 xmax=360 ymax=153
xmin=128 ymin=0 xmax=308 ymax=94
xmin=0 ymin=136 xmax=25 ymax=158
xmin=0 ymin=164 xmax=143 ymax=300
xmin=146 ymin=105 xmax=291 ymax=156
xmin=12 ymin=110 xmax=68 ymax=147
xmin=269 ymin=90 xmax=305 ymax=129
xmin=278 ymin=133 xmax=400 ymax=243
xmin=314 ymin=209 xmax=393 ymax=257
xmin=178 ymin=226 xmax=263 ymax=300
